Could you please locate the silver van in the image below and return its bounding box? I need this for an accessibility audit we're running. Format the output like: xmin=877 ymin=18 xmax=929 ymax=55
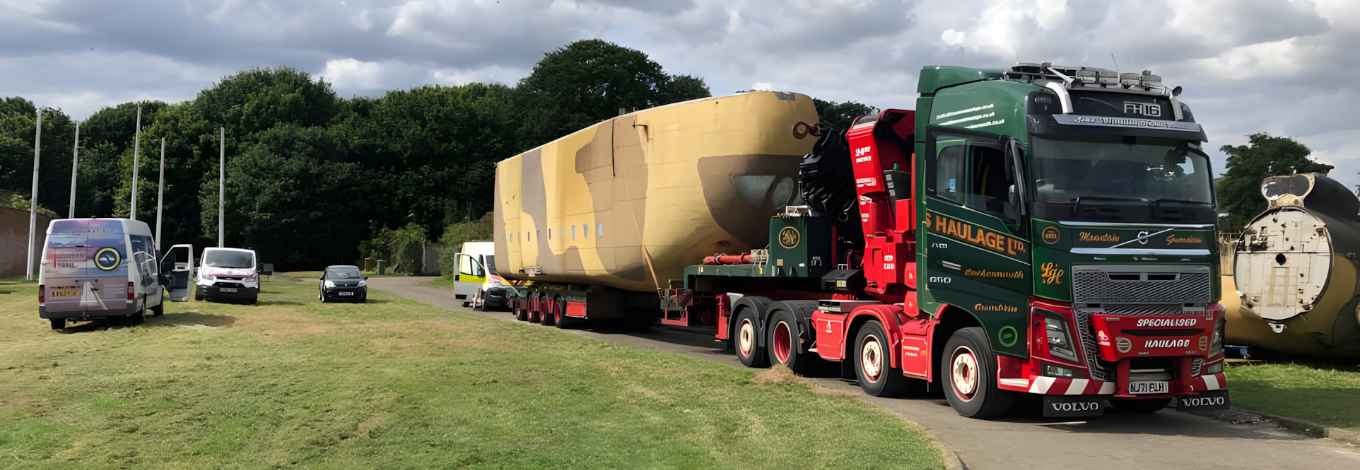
xmin=37 ymin=218 xmax=188 ymax=330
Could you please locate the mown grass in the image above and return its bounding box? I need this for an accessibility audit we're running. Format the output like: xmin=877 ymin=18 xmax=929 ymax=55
xmin=0 ymin=273 xmax=941 ymax=469
xmin=429 ymin=276 xmax=454 ymax=289
xmin=1226 ymin=360 xmax=1360 ymax=432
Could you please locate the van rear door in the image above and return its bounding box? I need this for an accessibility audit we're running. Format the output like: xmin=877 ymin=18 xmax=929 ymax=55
xmin=43 ymin=220 xmax=129 ymax=314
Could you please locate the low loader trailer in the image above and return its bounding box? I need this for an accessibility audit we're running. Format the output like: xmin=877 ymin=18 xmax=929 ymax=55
xmin=496 ymin=64 xmax=1229 ymax=418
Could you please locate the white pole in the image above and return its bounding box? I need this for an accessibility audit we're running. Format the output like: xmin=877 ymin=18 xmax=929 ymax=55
xmin=25 ymin=109 xmax=42 ymax=281
xmin=68 ymin=121 xmax=79 ymax=218
xmin=155 ymin=137 xmax=165 ymax=250
xmin=218 ymin=127 xmax=224 ymax=248
xmin=130 ymin=105 xmax=141 ymax=219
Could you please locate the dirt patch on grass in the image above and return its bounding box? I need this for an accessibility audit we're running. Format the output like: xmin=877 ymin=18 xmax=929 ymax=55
xmin=754 ymin=367 xmax=801 ymax=385
xmin=355 ymin=414 xmax=387 ymax=439
xmin=234 ymin=310 xmax=340 ymax=339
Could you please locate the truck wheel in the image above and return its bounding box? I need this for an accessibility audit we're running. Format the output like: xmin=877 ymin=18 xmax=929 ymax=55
xmin=49 ymin=318 xmax=65 ymax=330
xmin=1111 ymin=398 xmax=1169 ymax=414
xmin=854 ymin=321 xmax=907 ymax=396
xmin=942 ymin=327 xmax=1014 ymax=418
xmin=195 ymin=288 xmax=204 ymax=301
xmin=734 ymin=308 xmax=769 ymax=368
xmin=767 ymin=308 xmax=813 ymax=375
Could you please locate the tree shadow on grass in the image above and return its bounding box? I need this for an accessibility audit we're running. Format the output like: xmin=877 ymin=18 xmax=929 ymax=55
xmin=145 ymin=312 xmax=237 ymax=328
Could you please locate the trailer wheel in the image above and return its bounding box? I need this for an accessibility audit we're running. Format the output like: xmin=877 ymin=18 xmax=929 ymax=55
xmin=514 ymin=298 xmax=529 ymax=321
xmin=768 ymin=308 xmax=813 ymax=375
xmin=49 ymin=318 xmax=65 ymax=330
xmin=542 ymin=296 xmax=558 ymax=326
xmin=1111 ymin=398 xmax=1169 ymax=414
xmin=556 ymin=298 xmax=580 ymax=329
xmin=528 ymin=293 xmax=542 ymax=323
xmin=854 ymin=321 xmax=907 ymax=396
xmin=734 ymin=308 xmax=769 ymax=368
xmin=942 ymin=327 xmax=1014 ymax=418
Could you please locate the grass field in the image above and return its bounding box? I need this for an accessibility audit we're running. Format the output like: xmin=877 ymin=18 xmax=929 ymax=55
xmin=0 ymin=275 xmax=941 ymax=469
xmin=1226 ymin=360 xmax=1360 ymax=432
xmin=429 ymin=276 xmax=454 ymax=289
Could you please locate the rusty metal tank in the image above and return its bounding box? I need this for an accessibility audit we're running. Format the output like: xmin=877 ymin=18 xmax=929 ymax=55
xmin=493 ymin=91 xmax=820 ymax=292
xmin=1230 ymin=173 xmax=1360 ymax=357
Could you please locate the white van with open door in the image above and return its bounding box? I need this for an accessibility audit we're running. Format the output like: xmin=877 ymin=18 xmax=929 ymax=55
xmin=37 ymin=218 xmax=166 ymax=329
xmin=452 ymin=241 xmax=513 ymax=311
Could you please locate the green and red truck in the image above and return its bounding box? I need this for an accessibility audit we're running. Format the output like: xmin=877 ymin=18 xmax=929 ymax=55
xmin=498 ymin=63 xmax=1228 ymax=418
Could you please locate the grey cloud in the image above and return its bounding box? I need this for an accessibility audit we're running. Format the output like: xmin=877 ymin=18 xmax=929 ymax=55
xmin=1 ymin=0 xmax=1358 ymax=191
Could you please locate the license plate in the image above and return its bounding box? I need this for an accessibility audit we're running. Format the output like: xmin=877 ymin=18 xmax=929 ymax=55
xmin=220 ymin=287 xmax=238 ymax=293
xmin=338 ymin=291 xmax=354 ymax=296
xmin=49 ymin=286 xmax=80 ymax=297
xmin=1128 ymin=381 xmax=1169 ymax=395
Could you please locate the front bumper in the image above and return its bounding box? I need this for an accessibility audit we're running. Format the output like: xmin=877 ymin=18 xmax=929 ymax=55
xmin=323 ymin=286 xmax=367 ymax=301
xmin=484 ymin=288 xmax=509 ymax=309
xmin=199 ymin=283 xmax=259 ymax=300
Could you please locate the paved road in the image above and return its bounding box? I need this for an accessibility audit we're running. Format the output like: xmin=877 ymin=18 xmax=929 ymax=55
xmin=372 ymin=277 xmax=1360 ymax=470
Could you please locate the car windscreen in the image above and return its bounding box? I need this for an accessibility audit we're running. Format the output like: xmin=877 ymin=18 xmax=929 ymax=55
xmin=326 ymin=267 xmax=361 ymax=279
xmin=203 ymin=250 xmax=254 ymax=268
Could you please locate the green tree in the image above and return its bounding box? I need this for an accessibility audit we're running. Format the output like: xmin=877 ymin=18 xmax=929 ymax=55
xmin=517 ymin=39 xmax=710 ymax=148
xmin=82 ymin=101 xmax=168 ymax=219
xmin=814 ymin=98 xmax=877 ymax=131
xmin=1216 ymin=133 xmax=1332 ymax=229
xmin=0 ymin=98 xmax=77 ymax=215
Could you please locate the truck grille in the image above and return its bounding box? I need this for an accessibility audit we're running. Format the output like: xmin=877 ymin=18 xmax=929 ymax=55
xmin=1071 ymin=266 xmax=1213 ymax=306
xmin=1071 ymin=265 xmax=1213 ymax=381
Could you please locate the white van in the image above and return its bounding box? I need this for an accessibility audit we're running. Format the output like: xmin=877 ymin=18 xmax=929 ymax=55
xmin=195 ymin=247 xmax=260 ymax=304
xmin=38 ymin=218 xmax=177 ymax=330
xmin=452 ymin=241 xmax=513 ymax=311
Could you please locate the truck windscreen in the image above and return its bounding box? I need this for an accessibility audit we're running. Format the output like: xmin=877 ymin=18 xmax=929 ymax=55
xmin=1031 ymin=136 xmax=1213 ymax=207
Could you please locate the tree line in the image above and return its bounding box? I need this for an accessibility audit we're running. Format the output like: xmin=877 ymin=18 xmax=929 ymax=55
xmin=4 ymin=38 xmax=1329 ymax=269
xmin=0 ymin=39 xmax=876 ymax=271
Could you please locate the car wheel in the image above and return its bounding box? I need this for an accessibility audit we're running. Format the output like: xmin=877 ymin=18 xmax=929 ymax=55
xmin=195 ymin=288 xmax=203 ymax=301
xmin=49 ymin=318 xmax=65 ymax=330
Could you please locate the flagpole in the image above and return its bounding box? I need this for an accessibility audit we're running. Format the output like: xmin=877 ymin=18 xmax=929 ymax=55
xmin=25 ymin=108 xmax=42 ymax=281
xmin=218 ymin=127 xmax=225 ymax=248
xmin=130 ymin=105 xmax=141 ymax=219
xmin=68 ymin=121 xmax=79 ymax=218
xmin=155 ymin=137 xmax=165 ymax=250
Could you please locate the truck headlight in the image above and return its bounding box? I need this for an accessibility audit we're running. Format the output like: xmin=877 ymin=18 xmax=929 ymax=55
xmin=324 ymin=280 xmax=336 ymax=288
xmin=1041 ymin=311 xmax=1079 ymax=363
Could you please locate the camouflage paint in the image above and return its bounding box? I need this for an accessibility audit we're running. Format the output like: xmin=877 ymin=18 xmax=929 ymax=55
xmin=495 ymin=91 xmax=819 ymax=292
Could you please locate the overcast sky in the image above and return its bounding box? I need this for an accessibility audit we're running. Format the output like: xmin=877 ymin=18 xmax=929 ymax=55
xmin=3 ymin=0 xmax=1357 ymax=190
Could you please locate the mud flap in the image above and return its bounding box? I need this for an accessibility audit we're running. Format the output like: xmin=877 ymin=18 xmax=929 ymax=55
xmin=1043 ymin=396 xmax=1106 ymax=418
xmin=1176 ymin=391 xmax=1230 ymax=411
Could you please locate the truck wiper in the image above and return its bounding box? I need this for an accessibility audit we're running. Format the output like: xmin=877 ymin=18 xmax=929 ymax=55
xmin=1152 ymin=198 xmax=1211 ymax=207
xmin=1072 ymin=195 xmax=1148 ymax=215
